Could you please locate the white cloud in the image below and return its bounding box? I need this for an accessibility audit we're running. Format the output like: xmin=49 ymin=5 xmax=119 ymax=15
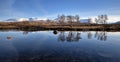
xmin=37 ymin=18 xmax=48 ymax=20
xmin=17 ymin=18 xmax=28 ymax=21
xmin=80 ymin=15 xmax=120 ymax=23
xmin=107 ymin=15 xmax=120 ymax=23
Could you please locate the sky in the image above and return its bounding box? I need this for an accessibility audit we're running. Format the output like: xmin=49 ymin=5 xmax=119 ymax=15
xmin=0 ymin=0 xmax=120 ymax=23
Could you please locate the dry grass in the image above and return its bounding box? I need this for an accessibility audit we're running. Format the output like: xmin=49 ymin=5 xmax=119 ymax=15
xmin=0 ymin=21 xmax=120 ymax=31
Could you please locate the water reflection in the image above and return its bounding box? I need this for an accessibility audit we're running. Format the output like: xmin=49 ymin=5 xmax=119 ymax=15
xmin=0 ymin=31 xmax=120 ymax=62
xmin=66 ymin=31 xmax=81 ymax=42
xmin=6 ymin=36 xmax=12 ymax=40
xmin=87 ymin=31 xmax=92 ymax=39
xmin=3 ymin=31 xmax=107 ymax=42
xmin=94 ymin=31 xmax=107 ymax=41
xmin=58 ymin=31 xmax=82 ymax=42
xmin=53 ymin=30 xmax=58 ymax=35
xmin=57 ymin=31 xmax=107 ymax=42
xmin=58 ymin=31 xmax=65 ymax=41
xmin=23 ymin=31 xmax=29 ymax=35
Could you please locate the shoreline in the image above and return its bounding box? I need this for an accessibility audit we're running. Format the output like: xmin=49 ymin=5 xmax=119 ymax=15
xmin=0 ymin=21 xmax=120 ymax=31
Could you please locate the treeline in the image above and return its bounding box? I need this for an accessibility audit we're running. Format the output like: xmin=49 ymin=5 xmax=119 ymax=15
xmin=0 ymin=14 xmax=108 ymax=26
xmin=56 ymin=14 xmax=108 ymax=24
xmin=0 ymin=14 xmax=120 ymax=31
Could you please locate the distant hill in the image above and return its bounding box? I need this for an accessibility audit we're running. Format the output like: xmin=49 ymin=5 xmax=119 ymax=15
xmin=80 ymin=19 xmax=89 ymax=23
xmin=6 ymin=19 xmax=17 ymax=22
xmin=53 ymin=18 xmax=90 ymax=23
xmin=4 ymin=18 xmax=92 ymax=23
xmin=113 ymin=21 xmax=120 ymax=24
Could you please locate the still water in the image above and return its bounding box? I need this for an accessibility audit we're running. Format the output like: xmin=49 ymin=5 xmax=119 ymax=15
xmin=0 ymin=31 xmax=120 ymax=62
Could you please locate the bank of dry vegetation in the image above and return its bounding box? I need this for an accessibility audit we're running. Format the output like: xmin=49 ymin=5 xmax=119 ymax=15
xmin=0 ymin=21 xmax=120 ymax=31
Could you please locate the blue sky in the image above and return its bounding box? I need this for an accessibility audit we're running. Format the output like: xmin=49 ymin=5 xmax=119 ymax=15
xmin=0 ymin=0 xmax=120 ymax=22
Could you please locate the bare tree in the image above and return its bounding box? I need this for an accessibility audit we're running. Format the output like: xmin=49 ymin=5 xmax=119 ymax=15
xmin=95 ymin=18 xmax=98 ymax=24
xmin=104 ymin=15 xmax=108 ymax=24
xmin=58 ymin=14 xmax=65 ymax=25
xmin=72 ymin=16 xmax=75 ymax=22
xmin=67 ymin=15 xmax=73 ymax=25
xmin=97 ymin=15 xmax=108 ymax=24
xmin=75 ymin=15 xmax=80 ymax=23
xmin=98 ymin=15 xmax=102 ymax=24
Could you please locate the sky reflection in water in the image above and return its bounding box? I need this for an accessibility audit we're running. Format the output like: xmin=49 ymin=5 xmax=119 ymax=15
xmin=0 ymin=31 xmax=120 ymax=62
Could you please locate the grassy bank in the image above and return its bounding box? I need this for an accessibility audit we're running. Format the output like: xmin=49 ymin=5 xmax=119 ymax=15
xmin=0 ymin=21 xmax=120 ymax=31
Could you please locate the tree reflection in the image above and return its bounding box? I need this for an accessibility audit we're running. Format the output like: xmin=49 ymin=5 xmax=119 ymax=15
xmin=74 ymin=32 xmax=81 ymax=41
xmin=87 ymin=32 xmax=92 ymax=39
xmin=58 ymin=31 xmax=81 ymax=42
xmin=58 ymin=31 xmax=65 ymax=42
xmin=94 ymin=31 xmax=107 ymax=41
xmin=57 ymin=31 xmax=107 ymax=42
xmin=23 ymin=31 xmax=29 ymax=35
xmin=66 ymin=31 xmax=74 ymax=41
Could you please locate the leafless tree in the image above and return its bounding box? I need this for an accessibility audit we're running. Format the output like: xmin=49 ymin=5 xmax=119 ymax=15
xmin=103 ymin=15 xmax=108 ymax=24
xmin=58 ymin=14 xmax=65 ymax=25
xmin=95 ymin=18 xmax=98 ymax=24
xmin=75 ymin=15 xmax=80 ymax=24
xmin=67 ymin=15 xmax=73 ymax=25
xmin=97 ymin=15 xmax=108 ymax=24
